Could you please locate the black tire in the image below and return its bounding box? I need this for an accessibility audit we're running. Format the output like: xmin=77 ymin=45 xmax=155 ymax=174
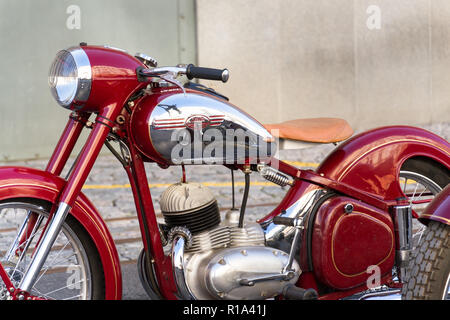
xmin=400 ymin=157 xmax=450 ymax=300
xmin=401 ymin=221 xmax=450 ymax=300
xmin=0 ymin=198 xmax=105 ymax=300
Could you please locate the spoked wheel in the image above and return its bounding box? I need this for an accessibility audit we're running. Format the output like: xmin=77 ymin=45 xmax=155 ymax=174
xmin=399 ymin=157 xmax=450 ymax=300
xmin=0 ymin=199 xmax=105 ymax=300
xmin=398 ymin=170 xmax=442 ymax=248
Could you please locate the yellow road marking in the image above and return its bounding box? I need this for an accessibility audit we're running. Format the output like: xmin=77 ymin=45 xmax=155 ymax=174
xmin=82 ymin=181 xmax=279 ymax=190
xmin=284 ymin=161 xmax=319 ymax=168
xmin=81 ymin=161 xmax=319 ymax=190
xmin=80 ymin=161 xmax=419 ymax=190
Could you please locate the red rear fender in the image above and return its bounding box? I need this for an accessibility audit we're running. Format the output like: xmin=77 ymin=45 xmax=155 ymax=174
xmin=317 ymin=126 xmax=450 ymax=202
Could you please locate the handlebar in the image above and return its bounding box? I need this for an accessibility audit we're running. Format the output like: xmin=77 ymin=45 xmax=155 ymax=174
xmin=138 ymin=64 xmax=229 ymax=83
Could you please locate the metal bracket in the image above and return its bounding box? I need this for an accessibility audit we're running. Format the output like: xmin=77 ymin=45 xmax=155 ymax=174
xmin=238 ymin=270 xmax=296 ymax=287
xmin=159 ymin=73 xmax=186 ymax=96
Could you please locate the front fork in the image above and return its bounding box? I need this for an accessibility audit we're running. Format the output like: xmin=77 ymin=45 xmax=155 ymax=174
xmin=16 ymin=112 xmax=111 ymax=293
xmin=4 ymin=113 xmax=88 ymax=263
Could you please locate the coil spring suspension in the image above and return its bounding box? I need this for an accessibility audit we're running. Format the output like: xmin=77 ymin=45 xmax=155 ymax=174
xmin=257 ymin=165 xmax=293 ymax=187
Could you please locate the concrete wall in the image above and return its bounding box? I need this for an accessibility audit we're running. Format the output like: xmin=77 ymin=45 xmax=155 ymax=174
xmin=2 ymin=1 xmax=449 ymax=161
xmin=0 ymin=0 xmax=196 ymax=160
xmin=196 ymin=0 xmax=450 ymax=131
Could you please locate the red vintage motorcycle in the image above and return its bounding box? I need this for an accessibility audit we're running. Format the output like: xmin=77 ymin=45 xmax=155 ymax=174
xmin=0 ymin=44 xmax=448 ymax=300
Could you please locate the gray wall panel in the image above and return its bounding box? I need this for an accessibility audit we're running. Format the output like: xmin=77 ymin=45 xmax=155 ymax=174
xmin=196 ymin=0 xmax=450 ymax=131
xmin=0 ymin=0 xmax=196 ymax=160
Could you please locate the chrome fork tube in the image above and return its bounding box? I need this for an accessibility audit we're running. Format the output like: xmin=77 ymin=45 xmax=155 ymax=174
xmin=18 ymin=202 xmax=71 ymax=292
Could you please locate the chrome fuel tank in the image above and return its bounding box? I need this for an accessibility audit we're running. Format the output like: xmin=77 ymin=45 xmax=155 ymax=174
xmin=130 ymin=88 xmax=275 ymax=165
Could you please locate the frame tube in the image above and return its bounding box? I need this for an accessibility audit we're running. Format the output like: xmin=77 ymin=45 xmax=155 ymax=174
xmin=46 ymin=113 xmax=89 ymax=176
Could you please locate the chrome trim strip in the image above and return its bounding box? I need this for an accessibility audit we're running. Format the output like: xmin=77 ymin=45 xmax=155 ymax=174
xmin=358 ymin=289 xmax=401 ymax=300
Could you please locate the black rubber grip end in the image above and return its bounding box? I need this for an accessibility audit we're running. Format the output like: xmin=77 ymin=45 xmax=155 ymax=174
xmin=186 ymin=64 xmax=229 ymax=82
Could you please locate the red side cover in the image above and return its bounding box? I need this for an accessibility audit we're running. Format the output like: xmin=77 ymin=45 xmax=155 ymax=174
xmin=312 ymin=196 xmax=395 ymax=290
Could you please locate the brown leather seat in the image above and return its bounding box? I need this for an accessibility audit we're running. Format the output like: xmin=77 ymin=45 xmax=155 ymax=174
xmin=264 ymin=118 xmax=353 ymax=143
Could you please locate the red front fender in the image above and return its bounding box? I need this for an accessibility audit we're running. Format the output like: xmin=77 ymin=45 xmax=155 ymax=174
xmin=0 ymin=166 xmax=122 ymax=299
xmin=317 ymin=126 xmax=450 ymax=217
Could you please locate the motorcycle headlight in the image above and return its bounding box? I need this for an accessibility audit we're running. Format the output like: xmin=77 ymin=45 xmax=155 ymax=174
xmin=48 ymin=47 xmax=92 ymax=108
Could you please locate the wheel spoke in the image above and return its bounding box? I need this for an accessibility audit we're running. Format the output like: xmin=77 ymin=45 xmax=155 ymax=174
xmin=0 ymin=202 xmax=92 ymax=300
xmin=42 ymin=278 xmax=86 ymax=297
xmin=33 ymin=240 xmax=71 ymax=287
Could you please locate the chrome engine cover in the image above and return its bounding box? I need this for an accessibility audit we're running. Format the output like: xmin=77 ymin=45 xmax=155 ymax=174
xmin=205 ymin=246 xmax=300 ymax=300
xmin=183 ymin=220 xmax=301 ymax=300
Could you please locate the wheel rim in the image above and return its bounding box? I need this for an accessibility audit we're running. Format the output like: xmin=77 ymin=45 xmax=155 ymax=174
xmin=443 ymin=271 xmax=450 ymax=300
xmin=0 ymin=202 xmax=92 ymax=300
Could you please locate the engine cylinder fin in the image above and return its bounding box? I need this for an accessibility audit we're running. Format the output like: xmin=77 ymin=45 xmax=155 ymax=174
xmin=230 ymin=224 xmax=265 ymax=247
xmin=162 ymin=200 xmax=220 ymax=234
xmin=186 ymin=224 xmax=266 ymax=254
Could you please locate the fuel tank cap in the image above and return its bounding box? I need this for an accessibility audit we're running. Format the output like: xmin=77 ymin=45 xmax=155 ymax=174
xmin=135 ymin=53 xmax=158 ymax=68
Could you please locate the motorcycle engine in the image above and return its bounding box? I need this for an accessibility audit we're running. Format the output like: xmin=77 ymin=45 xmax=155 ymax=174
xmin=160 ymin=182 xmax=300 ymax=300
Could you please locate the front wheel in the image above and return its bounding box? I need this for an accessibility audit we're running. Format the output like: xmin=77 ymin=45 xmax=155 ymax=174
xmin=0 ymin=198 xmax=105 ymax=300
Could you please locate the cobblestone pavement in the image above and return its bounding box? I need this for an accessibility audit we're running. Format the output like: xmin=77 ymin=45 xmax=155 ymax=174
xmin=0 ymin=122 xmax=448 ymax=298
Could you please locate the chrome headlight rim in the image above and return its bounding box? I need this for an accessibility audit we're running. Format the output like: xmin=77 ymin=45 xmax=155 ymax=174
xmin=69 ymin=47 xmax=92 ymax=106
xmin=49 ymin=46 xmax=92 ymax=108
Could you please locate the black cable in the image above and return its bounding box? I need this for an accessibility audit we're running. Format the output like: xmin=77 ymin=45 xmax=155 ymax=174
xmin=238 ymin=172 xmax=250 ymax=228
xmin=104 ymin=139 xmax=128 ymax=167
xmin=231 ymin=169 xmax=236 ymax=210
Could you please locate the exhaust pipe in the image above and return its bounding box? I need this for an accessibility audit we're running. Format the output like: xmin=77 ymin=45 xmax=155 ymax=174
xmin=169 ymin=227 xmax=195 ymax=300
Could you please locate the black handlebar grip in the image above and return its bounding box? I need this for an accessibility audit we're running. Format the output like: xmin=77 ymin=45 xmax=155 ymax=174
xmin=186 ymin=64 xmax=229 ymax=83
